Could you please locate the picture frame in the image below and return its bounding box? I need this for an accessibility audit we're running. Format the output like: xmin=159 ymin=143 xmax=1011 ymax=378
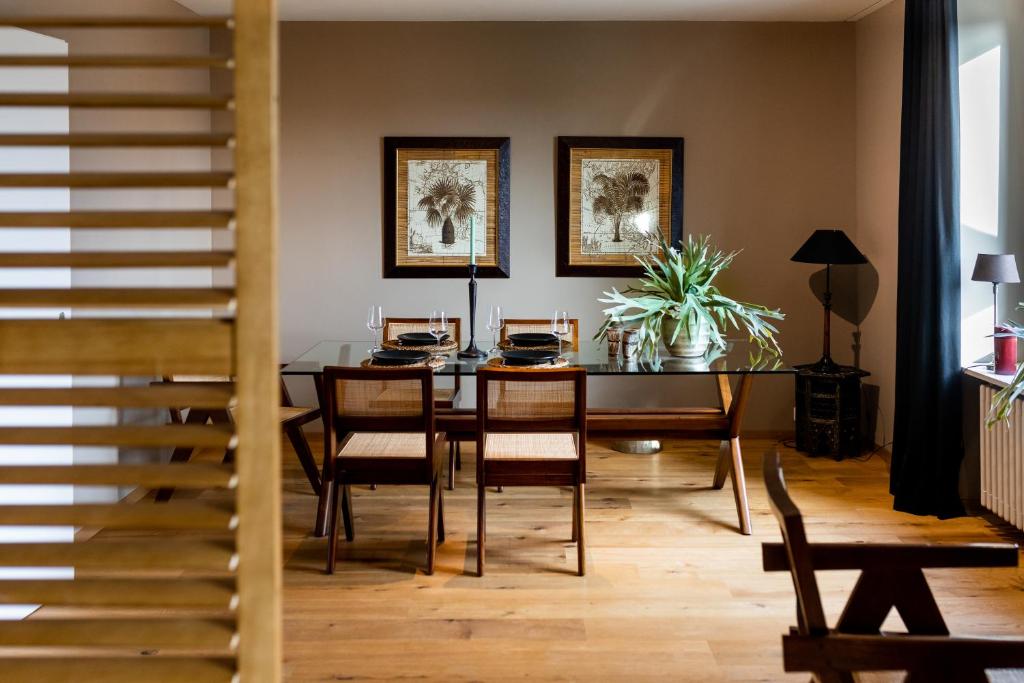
xmin=383 ymin=136 xmax=511 ymax=278
xmin=556 ymin=136 xmax=684 ymax=277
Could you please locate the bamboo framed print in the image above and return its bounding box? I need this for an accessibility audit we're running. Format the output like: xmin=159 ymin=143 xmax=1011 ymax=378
xmin=384 ymin=137 xmax=511 ymax=278
xmin=556 ymin=136 xmax=684 ymax=277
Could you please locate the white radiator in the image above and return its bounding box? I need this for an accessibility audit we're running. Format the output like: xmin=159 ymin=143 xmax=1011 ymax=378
xmin=979 ymin=384 xmax=1024 ymax=530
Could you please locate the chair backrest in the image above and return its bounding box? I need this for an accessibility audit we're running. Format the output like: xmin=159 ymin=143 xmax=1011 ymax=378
xmin=323 ymin=365 xmax=436 ymax=461
xmin=384 ymin=317 xmax=462 ymax=344
xmin=476 ymin=366 xmax=587 ymax=464
xmin=762 ymin=451 xmax=829 ymax=636
xmin=502 ymin=318 xmax=580 ymax=351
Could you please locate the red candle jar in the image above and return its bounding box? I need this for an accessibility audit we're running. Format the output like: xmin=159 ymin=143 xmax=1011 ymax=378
xmin=994 ymin=325 xmax=1018 ymax=375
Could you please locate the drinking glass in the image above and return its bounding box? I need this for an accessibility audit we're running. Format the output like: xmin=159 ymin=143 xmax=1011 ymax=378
xmin=486 ymin=305 xmax=504 ymax=354
xmin=367 ymin=305 xmax=385 ymax=352
xmin=552 ymin=310 xmax=570 ymax=355
xmin=428 ymin=310 xmax=448 ymax=352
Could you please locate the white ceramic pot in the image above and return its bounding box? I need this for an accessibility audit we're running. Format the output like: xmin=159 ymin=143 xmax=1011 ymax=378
xmin=662 ymin=316 xmax=712 ymax=358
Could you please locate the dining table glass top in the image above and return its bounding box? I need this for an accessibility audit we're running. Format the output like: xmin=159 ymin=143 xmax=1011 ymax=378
xmin=281 ymin=340 xmax=795 ymax=376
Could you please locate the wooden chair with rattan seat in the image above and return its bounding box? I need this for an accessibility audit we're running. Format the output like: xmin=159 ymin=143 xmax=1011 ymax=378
xmin=323 ymin=365 xmax=446 ymax=575
xmin=155 ymin=372 xmax=321 ymax=504
xmin=762 ymin=450 xmax=1024 ymax=683
xmin=475 ymin=366 xmax=587 ymax=576
xmin=383 ymin=317 xmax=462 ymax=408
xmin=501 ymin=317 xmax=580 ymax=351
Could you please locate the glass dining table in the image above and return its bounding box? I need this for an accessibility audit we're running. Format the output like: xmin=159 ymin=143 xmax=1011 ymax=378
xmin=283 ymin=339 xmax=794 ymax=537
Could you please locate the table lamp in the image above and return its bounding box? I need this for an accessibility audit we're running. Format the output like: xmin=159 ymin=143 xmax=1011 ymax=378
xmin=971 ymin=254 xmax=1020 ymax=374
xmin=791 ymin=229 xmax=868 ymax=372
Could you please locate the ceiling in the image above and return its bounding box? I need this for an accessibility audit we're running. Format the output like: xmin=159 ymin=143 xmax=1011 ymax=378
xmin=177 ymin=0 xmax=890 ymax=22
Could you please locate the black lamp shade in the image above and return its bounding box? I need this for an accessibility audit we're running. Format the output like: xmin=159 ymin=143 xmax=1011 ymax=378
xmin=791 ymin=229 xmax=868 ymax=265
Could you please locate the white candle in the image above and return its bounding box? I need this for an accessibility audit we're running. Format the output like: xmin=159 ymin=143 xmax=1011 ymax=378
xmin=469 ymin=215 xmax=476 ymax=265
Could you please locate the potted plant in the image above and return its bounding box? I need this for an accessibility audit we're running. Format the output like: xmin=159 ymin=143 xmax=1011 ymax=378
xmin=595 ymin=233 xmax=785 ymax=358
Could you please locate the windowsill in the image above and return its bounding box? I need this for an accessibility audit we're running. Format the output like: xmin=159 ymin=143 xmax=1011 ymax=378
xmin=964 ymin=364 xmax=1015 ymax=389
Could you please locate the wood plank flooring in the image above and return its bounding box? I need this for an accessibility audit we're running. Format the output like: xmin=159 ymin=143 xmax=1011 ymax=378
xmin=279 ymin=437 xmax=1024 ymax=682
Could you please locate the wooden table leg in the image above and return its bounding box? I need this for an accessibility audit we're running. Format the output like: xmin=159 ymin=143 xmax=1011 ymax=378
xmin=715 ymin=374 xmax=753 ymax=535
xmin=155 ymin=408 xmax=210 ymax=502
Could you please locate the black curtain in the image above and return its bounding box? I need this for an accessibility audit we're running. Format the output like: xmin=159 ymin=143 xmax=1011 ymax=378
xmin=891 ymin=0 xmax=964 ymax=517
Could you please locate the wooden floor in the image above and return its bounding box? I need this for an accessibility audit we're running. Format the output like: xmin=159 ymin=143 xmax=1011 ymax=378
xmin=279 ymin=437 xmax=1024 ymax=682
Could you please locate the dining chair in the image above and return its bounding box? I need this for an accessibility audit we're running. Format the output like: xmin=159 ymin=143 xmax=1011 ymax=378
xmin=762 ymin=450 xmax=1023 ymax=682
xmin=475 ymin=366 xmax=587 ymax=576
xmin=155 ymin=372 xmax=321 ymax=504
xmin=382 ymin=317 xmax=462 ymax=409
xmin=323 ymin=365 xmax=446 ymax=575
xmin=501 ymin=318 xmax=580 ymax=351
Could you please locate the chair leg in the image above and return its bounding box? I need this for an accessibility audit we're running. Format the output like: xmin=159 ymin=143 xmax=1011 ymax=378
xmin=437 ymin=484 xmax=446 ymax=544
xmin=342 ymin=484 xmax=354 ymax=542
xmin=447 ymin=441 xmax=456 ymax=491
xmin=155 ymin=408 xmax=208 ymax=502
xmin=427 ymin=477 xmax=439 ymax=575
xmin=477 ymin=483 xmax=486 ymax=577
xmin=576 ymin=483 xmax=586 ymax=577
xmin=496 ymin=486 xmax=503 ymax=493
xmin=285 ymin=423 xmax=321 ymax=495
xmin=455 ymin=441 xmax=461 ymax=470
xmin=325 ymin=476 xmax=341 ymax=575
xmin=571 ymin=486 xmax=578 ymax=542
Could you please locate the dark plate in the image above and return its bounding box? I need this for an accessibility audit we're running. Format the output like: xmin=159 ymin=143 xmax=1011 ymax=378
xmin=372 ymin=350 xmax=430 ymax=365
xmin=397 ymin=332 xmax=449 ymax=346
xmin=502 ymin=350 xmax=559 ymax=366
xmin=508 ymin=332 xmax=558 ymax=346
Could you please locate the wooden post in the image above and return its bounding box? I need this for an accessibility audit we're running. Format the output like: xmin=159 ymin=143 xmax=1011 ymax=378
xmin=233 ymin=1 xmax=282 ymax=680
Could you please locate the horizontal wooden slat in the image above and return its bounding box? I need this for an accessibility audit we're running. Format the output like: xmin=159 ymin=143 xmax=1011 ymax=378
xmin=0 ymin=319 xmax=232 ymax=375
xmin=0 ymin=501 xmax=237 ymax=530
xmin=0 ymin=93 xmax=233 ymax=109
xmin=0 ymin=16 xmax=234 ymax=28
xmin=0 ymin=133 xmax=234 ymax=147
xmin=0 ymin=55 xmax=234 ymax=68
xmin=0 ymin=383 xmax=235 ymax=408
xmin=0 ymin=618 xmax=237 ymax=650
xmin=0 ymin=172 xmax=234 ymax=188
xmin=0 ymin=658 xmax=237 ymax=683
xmin=0 ymin=425 xmax=234 ymax=447
xmin=0 ymin=464 xmax=236 ymax=488
xmin=0 ymin=251 xmax=235 ymax=269
xmin=0 ymin=288 xmax=235 ymax=309
xmin=0 ymin=211 xmax=233 ymax=228
xmin=0 ymin=578 xmax=237 ymax=609
xmin=0 ymin=539 xmax=237 ymax=572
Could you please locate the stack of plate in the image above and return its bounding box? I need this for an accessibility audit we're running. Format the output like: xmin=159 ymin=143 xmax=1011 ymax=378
xmin=372 ymin=350 xmax=430 ymax=365
xmin=397 ymin=332 xmax=449 ymax=346
xmin=501 ymin=350 xmax=560 ymax=366
xmin=506 ymin=332 xmax=558 ymax=347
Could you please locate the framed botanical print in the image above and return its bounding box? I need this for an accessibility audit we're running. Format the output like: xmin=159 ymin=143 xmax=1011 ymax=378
xmin=556 ymin=136 xmax=684 ymax=277
xmin=383 ymin=137 xmax=510 ymax=278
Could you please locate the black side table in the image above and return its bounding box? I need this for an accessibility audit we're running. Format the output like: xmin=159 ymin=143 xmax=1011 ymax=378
xmin=795 ymin=363 xmax=870 ymax=459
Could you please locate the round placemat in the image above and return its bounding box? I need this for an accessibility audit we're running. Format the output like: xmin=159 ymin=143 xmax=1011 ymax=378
xmin=382 ymin=338 xmax=458 ymax=354
xmin=486 ymin=356 xmax=570 ymax=370
xmin=361 ymin=356 xmax=446 ymax=370
xmin=497 ymin=339 xmax=563 ymax=352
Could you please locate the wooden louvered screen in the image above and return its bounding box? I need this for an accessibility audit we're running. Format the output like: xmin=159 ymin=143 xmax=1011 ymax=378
xmin=0 ymin=3 xmax=280 ymax=682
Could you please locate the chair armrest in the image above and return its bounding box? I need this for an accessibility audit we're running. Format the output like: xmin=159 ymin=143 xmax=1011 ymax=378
xmin=784 ymin=633 xmax=1024 ymax=673
xmin=763 ymin=542 xmax=1019 ymax=572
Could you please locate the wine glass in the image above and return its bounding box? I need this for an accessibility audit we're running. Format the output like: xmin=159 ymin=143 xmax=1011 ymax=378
xmin=428 ymin=310 xmax=448 ymax=352
xmin=367 ymin=305 xmax=385 ymax=353
xmin=552 ymin=310 xmax=570 ymax=355
xmin=486 ymin=305 xmax=504 ymax=354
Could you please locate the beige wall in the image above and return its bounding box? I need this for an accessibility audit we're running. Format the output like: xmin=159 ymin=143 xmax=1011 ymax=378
xmin=279 ymin=21 xmax=858 ymax=429
xmin=854 ymin=0 xmax=904 ymax=448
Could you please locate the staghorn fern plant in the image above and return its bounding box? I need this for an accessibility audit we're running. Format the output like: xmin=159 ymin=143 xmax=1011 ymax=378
xmin=595 ymin=232 xmax=785 ymax=359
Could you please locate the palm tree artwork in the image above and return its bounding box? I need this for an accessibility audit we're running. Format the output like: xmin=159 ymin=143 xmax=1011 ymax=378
xmin=417 ymin=176 xmax=477 ymax=247
xmin=591 ymin=170 xmax=651 ymax=243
